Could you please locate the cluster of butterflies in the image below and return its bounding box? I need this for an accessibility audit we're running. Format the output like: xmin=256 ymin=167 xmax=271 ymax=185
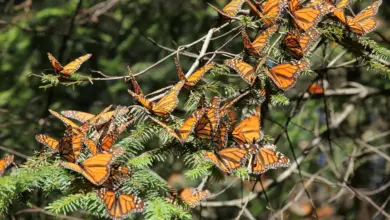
xmin=207 ymin=0 xmax=382 ymax=92
xmin=44 ymin=1 xmax=382 ymax=81
xmin=127 ymin=62 xmax=290 ymax=175
xmin=34 ymin=0 xmax=382 ymax=218
xmin=34 ymin=106 xmax=147 ymax=219
xmin=211 ymin=0 xmax=381 ymax=35
xmin=32 ymin=105 xmax=216 ymax=219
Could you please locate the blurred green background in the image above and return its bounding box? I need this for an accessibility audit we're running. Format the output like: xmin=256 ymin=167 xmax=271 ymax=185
xmin=1 ymin=0 xmax=390 ymax=219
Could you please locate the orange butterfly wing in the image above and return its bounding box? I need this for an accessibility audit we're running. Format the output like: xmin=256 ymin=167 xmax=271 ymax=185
xmin=209 ymin=0 xmax=245 ymax=19
xmin=262 ymin=0 xmax=285 ymax=25
xmin=128 ymin=90 xmax=153 ymax=111
xmin=224 ymin=59 xmax=256 ymax=85
xmin=103 ymin=165 xmax=132 ymax=190
xmin=180 ymin=188 xmax=210 ymax=207
xmin=35 ymin=134 xmax=59 ymax=151
xmin=186 ymin=62 xmax=215 ymax=87
xmin=308 ymin=83 xmax=324 ymax=95
xmin=353 ymin=0 xmax=382 ymax=22
xmin=152 ymin=81 xmax=185 ymax=118
xmin=99 ymin=118 xmax=133 ymax=152
xmin=195 ymin=97 xmax=222 ymax=139
xmin=175 ymin=58 xmax=214 ymax=88
xmin=282 ymin=30 xmax=302 ymax=59
xmin=245 ymin=144 xmax=290 ymax=174
xmin=58 ymin=136 xmax=78 ymax=162
xmin=242 ymin=25 xmax=279 ymax=56
xmin=61 ymin=108 xmax=128 ymax=125
xmin=60 ymin=153 xmax=113 ymax=185
xmin=203 ymin=146 xmax=256 ymax=173
xmin=345 ymin=0 xmax=381 ymax=35
xmin=290 ymin=1 xmax=330 ymax=31
xmin=264 ymin=61 xmax=309 ymax=91
xmin=98 ymin=189 xmax=144 ymax=219
xmin=47 ymin=53 xmax=64 ymax=71
xmin=212 ymin=122 xmax=229 ymax=150
xmin=60 ymin=54 xmax=92 ymax=79
xmin=49 ymin=109 xmax=79 ymax=132
xmin=0 ymin=154 xmax=14 ymax=176
xmin=282 ymin=29 xmax=320 ymax=59
xmin=232 ymin=107 xmax=263 ymax=145
xmin=177 ymin=108 xmax=206 ymax=143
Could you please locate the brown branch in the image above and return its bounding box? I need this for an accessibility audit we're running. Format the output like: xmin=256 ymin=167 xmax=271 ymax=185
xmin=15 ymin=205 xmax=82 ymax=220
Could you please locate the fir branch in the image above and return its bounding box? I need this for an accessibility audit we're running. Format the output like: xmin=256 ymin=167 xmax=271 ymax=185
xmin=144 ymin=198 xmax=191 ymax=220
xmin=45 ymin=192 xmax=106 ymax=218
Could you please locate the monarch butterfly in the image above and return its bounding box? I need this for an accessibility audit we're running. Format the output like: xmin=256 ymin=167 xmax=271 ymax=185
xmin=247 ymin=0 xmax=286 ymax=26
xmin=289 ymin=0 xmax=331 ymax=31
xmin=175 ymin=58 xmax=215 ymax=88
xmin=61 ymin=106 xmax=129 ymax=125
xmin=49 ymin=107 xmax=113 ymax=159
xmin=97 ymin=189 xmax=144 ymax=219
xmin=195 ymin=97 xmax=222 ymax=140
xmin=208 ymin=0 xmax=245 ymax=20
xmin=203 ymin=145 xmax=257 ymax=173
xmin=79 ymin=105 xmax=114 ymax=133
xmin=213 ymin=122 xmax=229 ymax=149
xmin=241 ymin=25 xmax=279 ymax=57
xmin=232 ymin=106 xmax=263 ymax=145
xmin=264 ymin=60 xmax=309 ymax=91
xmin=48 ymin=109 xmax=84 ymax=157
xmin=0 ymin=154 xmax=14 ymax=176
xmin=47 ymin=53 xmax=92 ymax=79
xmin=308 ymin=83 xmax=324 ymax=95
xmin=242 ymin=143 xmax=290 ymax=174
xmin=282 ymin=28 xmax=321 ymax=59
xmin=35 ymin=131 xmax=81 ymax=163
xmin=194 ymin=93 xmax=247 ymax=148
xmin=60 ymin=153 xmax=114 ymax=185
xmin=224 ymin=59 xmax=256 ymax=86
xmin=324 ymin=0 xmax=349 ymax=23
xmin=127 ymin=69 xmax=185 ymax=118
xmin=177 ymin=108 xmax=207 ymax=143
xmin=103 ymin=165 xmax=133 ymax=190
xmin=149 ymin=100 xmax=207 ymax=143
xmin=86 ymin=117 xmax=134 ymax=155
xmin=345 ymin=0 xmax=382 ymax=35
xmin=168 ymin=188 xmax=210 ymax=208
